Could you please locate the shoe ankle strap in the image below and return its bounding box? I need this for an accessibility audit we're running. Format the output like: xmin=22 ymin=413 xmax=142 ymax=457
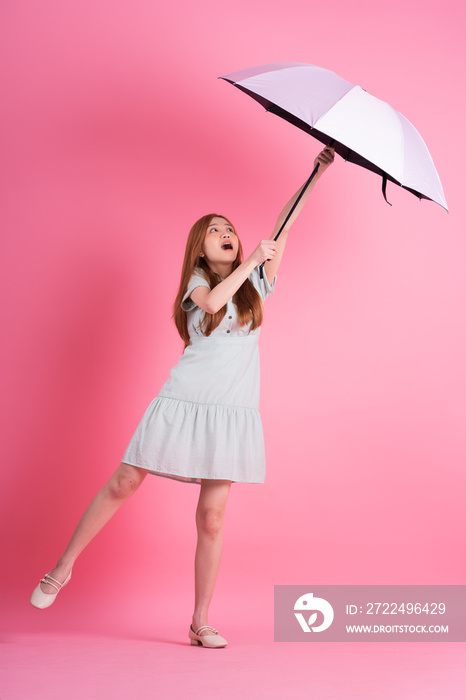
xmin=194 ymin=625 xmax=218 ymax=635
xmin=41 ymin=574 xmax=63 ymax=593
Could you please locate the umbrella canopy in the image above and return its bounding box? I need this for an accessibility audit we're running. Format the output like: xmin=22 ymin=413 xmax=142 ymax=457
xmin=220 ymin=62 xmax=448 ymax=212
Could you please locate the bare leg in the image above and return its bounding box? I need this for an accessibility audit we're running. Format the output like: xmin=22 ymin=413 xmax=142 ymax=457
xmin=38 ymin=462 xmax=149 ymax=595
xmin=191 ymin=479 xmax=231 ymax=634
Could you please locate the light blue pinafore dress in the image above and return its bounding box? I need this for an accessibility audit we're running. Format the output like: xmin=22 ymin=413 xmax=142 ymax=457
xmin=121 ymin=266 xmax=275 ymax=484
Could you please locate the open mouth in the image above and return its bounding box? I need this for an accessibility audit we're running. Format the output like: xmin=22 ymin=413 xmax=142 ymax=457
xmin=221 ymin=243 xmax=233 ymax=250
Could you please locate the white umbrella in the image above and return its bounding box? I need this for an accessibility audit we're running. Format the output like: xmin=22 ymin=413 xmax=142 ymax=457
xmin=220 ymin=62 xmax=448 ymax=212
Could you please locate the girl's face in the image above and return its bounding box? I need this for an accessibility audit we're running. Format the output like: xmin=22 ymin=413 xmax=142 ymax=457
xmin=201 ymin=217 xmax=239 ymax=270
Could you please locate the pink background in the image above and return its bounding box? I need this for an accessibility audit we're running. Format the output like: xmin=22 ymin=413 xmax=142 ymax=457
xmin=1 ymin=0 xmax=465 ymax=697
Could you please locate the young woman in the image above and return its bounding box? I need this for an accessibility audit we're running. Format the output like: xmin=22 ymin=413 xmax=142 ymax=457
xmin=30 ymin=147 xmax=334 ymax=648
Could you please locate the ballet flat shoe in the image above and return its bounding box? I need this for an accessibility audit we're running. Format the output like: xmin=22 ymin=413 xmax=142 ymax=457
xmin=189 ymin=624 xmax=228 ymax=648
xmin=30 ymin=570 xmax=72 ymax=609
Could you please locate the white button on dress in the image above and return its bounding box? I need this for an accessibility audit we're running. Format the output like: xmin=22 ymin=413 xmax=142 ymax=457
xmin=121 ymin=266 xmax=276 ymax=484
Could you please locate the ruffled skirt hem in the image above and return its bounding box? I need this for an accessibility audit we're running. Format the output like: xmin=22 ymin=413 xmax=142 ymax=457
xmin=121 ymin=395 xmax=266 ymax=484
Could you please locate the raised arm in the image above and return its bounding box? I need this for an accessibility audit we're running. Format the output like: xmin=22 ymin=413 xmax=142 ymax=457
xmin=190 ymin=239 xmax=278 ymax=314
xmin=263 ymin=146 xmax=334 ymax=284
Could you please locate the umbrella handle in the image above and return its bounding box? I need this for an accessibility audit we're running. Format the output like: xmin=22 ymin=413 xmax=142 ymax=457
xmin=259 ymin=162 xmax=320 ymax=279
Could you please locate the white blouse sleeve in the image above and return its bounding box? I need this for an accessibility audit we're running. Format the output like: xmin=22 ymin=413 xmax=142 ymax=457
xmin=249 ymin=265 xmax=277 ymax=302
xmin=181 ymin=270 xmax=211 ymax=311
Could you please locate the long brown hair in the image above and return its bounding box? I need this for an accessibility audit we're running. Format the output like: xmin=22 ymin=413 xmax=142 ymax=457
xmin=173 ymin=214 xmax=264 ymax=347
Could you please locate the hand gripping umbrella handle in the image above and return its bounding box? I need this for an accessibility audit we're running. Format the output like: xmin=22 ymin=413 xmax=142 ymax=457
xmin=259 ymin=162 xmax=320 ymax=279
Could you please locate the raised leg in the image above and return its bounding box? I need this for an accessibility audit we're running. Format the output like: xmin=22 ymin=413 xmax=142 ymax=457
xmin=36 ymin=462 xmax=149 ymax=596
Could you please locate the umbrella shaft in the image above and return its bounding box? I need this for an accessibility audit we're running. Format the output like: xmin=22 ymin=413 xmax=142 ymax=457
xmin=259 ymin=162 xmax=320 ymax=278
xmin=273 ymin=162 xmax=320 ymax=242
